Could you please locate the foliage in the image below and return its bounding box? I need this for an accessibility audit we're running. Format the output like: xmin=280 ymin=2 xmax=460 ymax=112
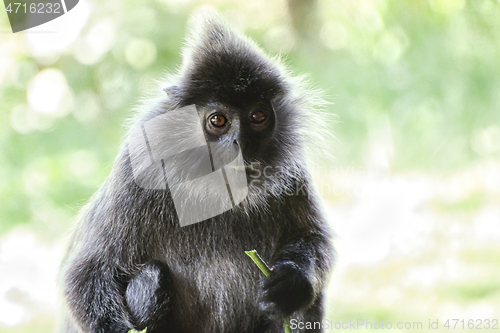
xmin=1 ymin=0 xmax=500 ymax=235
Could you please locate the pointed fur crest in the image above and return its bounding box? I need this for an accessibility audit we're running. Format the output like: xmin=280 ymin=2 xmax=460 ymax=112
xmin=178 ymin=11 xmax=287 ymax=106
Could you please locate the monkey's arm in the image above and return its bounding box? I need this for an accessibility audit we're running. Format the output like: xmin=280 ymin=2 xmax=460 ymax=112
xmin=262 ymin=228 xmax=334 ymax=317
xmin=63 ymin=235 xmax=174 ymax=333
xmin=63 ymin=255 xmax=132 ymax=333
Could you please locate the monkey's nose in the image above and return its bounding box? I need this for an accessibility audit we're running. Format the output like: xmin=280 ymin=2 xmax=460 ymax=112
xmin=225 ymin=117 xmax=240 ymax=140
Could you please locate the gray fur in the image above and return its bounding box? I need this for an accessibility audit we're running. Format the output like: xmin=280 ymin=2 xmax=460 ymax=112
xmin=60 ymin=11 xmax=334 ymax=333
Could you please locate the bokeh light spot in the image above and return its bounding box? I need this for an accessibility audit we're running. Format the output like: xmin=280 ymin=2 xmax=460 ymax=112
xmin=74 ymin=18 xmax=117 ymax=65
xmin=470 ymin=126 xmax=500 ymax=156
xmin=320 ymin=22 xmax=348 ymax=51
xmin=125 ymin=38 xmax=157 ymax=69
xmin=27 ymin=68 xmax=74 ymax=117
xmin=72 ymin=91 xmax=101 ymax=123
xmin=429 ymin=0 xmax=466 ymax=15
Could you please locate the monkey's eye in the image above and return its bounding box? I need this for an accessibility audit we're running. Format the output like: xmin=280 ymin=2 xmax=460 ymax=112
xmin=209 ymin=114 xmax=227 ymax=127
xmin=250 ymin=110 xmax=267 ymax=123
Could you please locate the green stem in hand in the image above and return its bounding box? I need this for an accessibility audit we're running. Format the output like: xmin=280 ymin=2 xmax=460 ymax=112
xmin=245 ymin=250 xmax=292 ymax=333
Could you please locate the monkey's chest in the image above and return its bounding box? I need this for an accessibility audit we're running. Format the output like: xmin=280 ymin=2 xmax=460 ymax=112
xmin=165 ymin=252 xmax=265 ymax=332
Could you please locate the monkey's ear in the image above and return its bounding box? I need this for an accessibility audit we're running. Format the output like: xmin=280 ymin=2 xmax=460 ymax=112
xmin=163 ymin=86 xmax=180 ymax=98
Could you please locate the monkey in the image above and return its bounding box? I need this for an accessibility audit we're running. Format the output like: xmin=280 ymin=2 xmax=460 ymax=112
xmin=60 ymin=10 xmax=335 ymax=333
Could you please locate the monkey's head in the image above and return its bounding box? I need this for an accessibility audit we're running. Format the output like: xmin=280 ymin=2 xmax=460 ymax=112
xmin=172 ymin=14 xmax=296 ymax=165
xmin=129 ymin=12 xmax=324 ymax=212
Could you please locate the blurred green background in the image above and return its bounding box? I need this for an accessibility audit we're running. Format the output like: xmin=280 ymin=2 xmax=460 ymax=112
xmin=1 ymin=0 xmax=499 ymax=332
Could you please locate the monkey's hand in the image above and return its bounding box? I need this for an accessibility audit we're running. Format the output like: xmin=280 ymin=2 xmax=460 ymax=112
xmin=125 ymin=260 xmax=173 ymax=331
xmin=260 ymin=260 xmax=314 ymax=318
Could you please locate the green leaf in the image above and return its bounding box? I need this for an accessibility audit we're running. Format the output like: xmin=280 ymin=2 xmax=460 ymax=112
xmin=128 ymin=328 xmax=147 ymax=333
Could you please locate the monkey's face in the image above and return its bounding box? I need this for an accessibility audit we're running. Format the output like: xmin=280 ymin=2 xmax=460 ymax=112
xmin=191 ymin=96 xmax=297 ymax=204
xmin=161 ymin=18 xmax=304 ymax=202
